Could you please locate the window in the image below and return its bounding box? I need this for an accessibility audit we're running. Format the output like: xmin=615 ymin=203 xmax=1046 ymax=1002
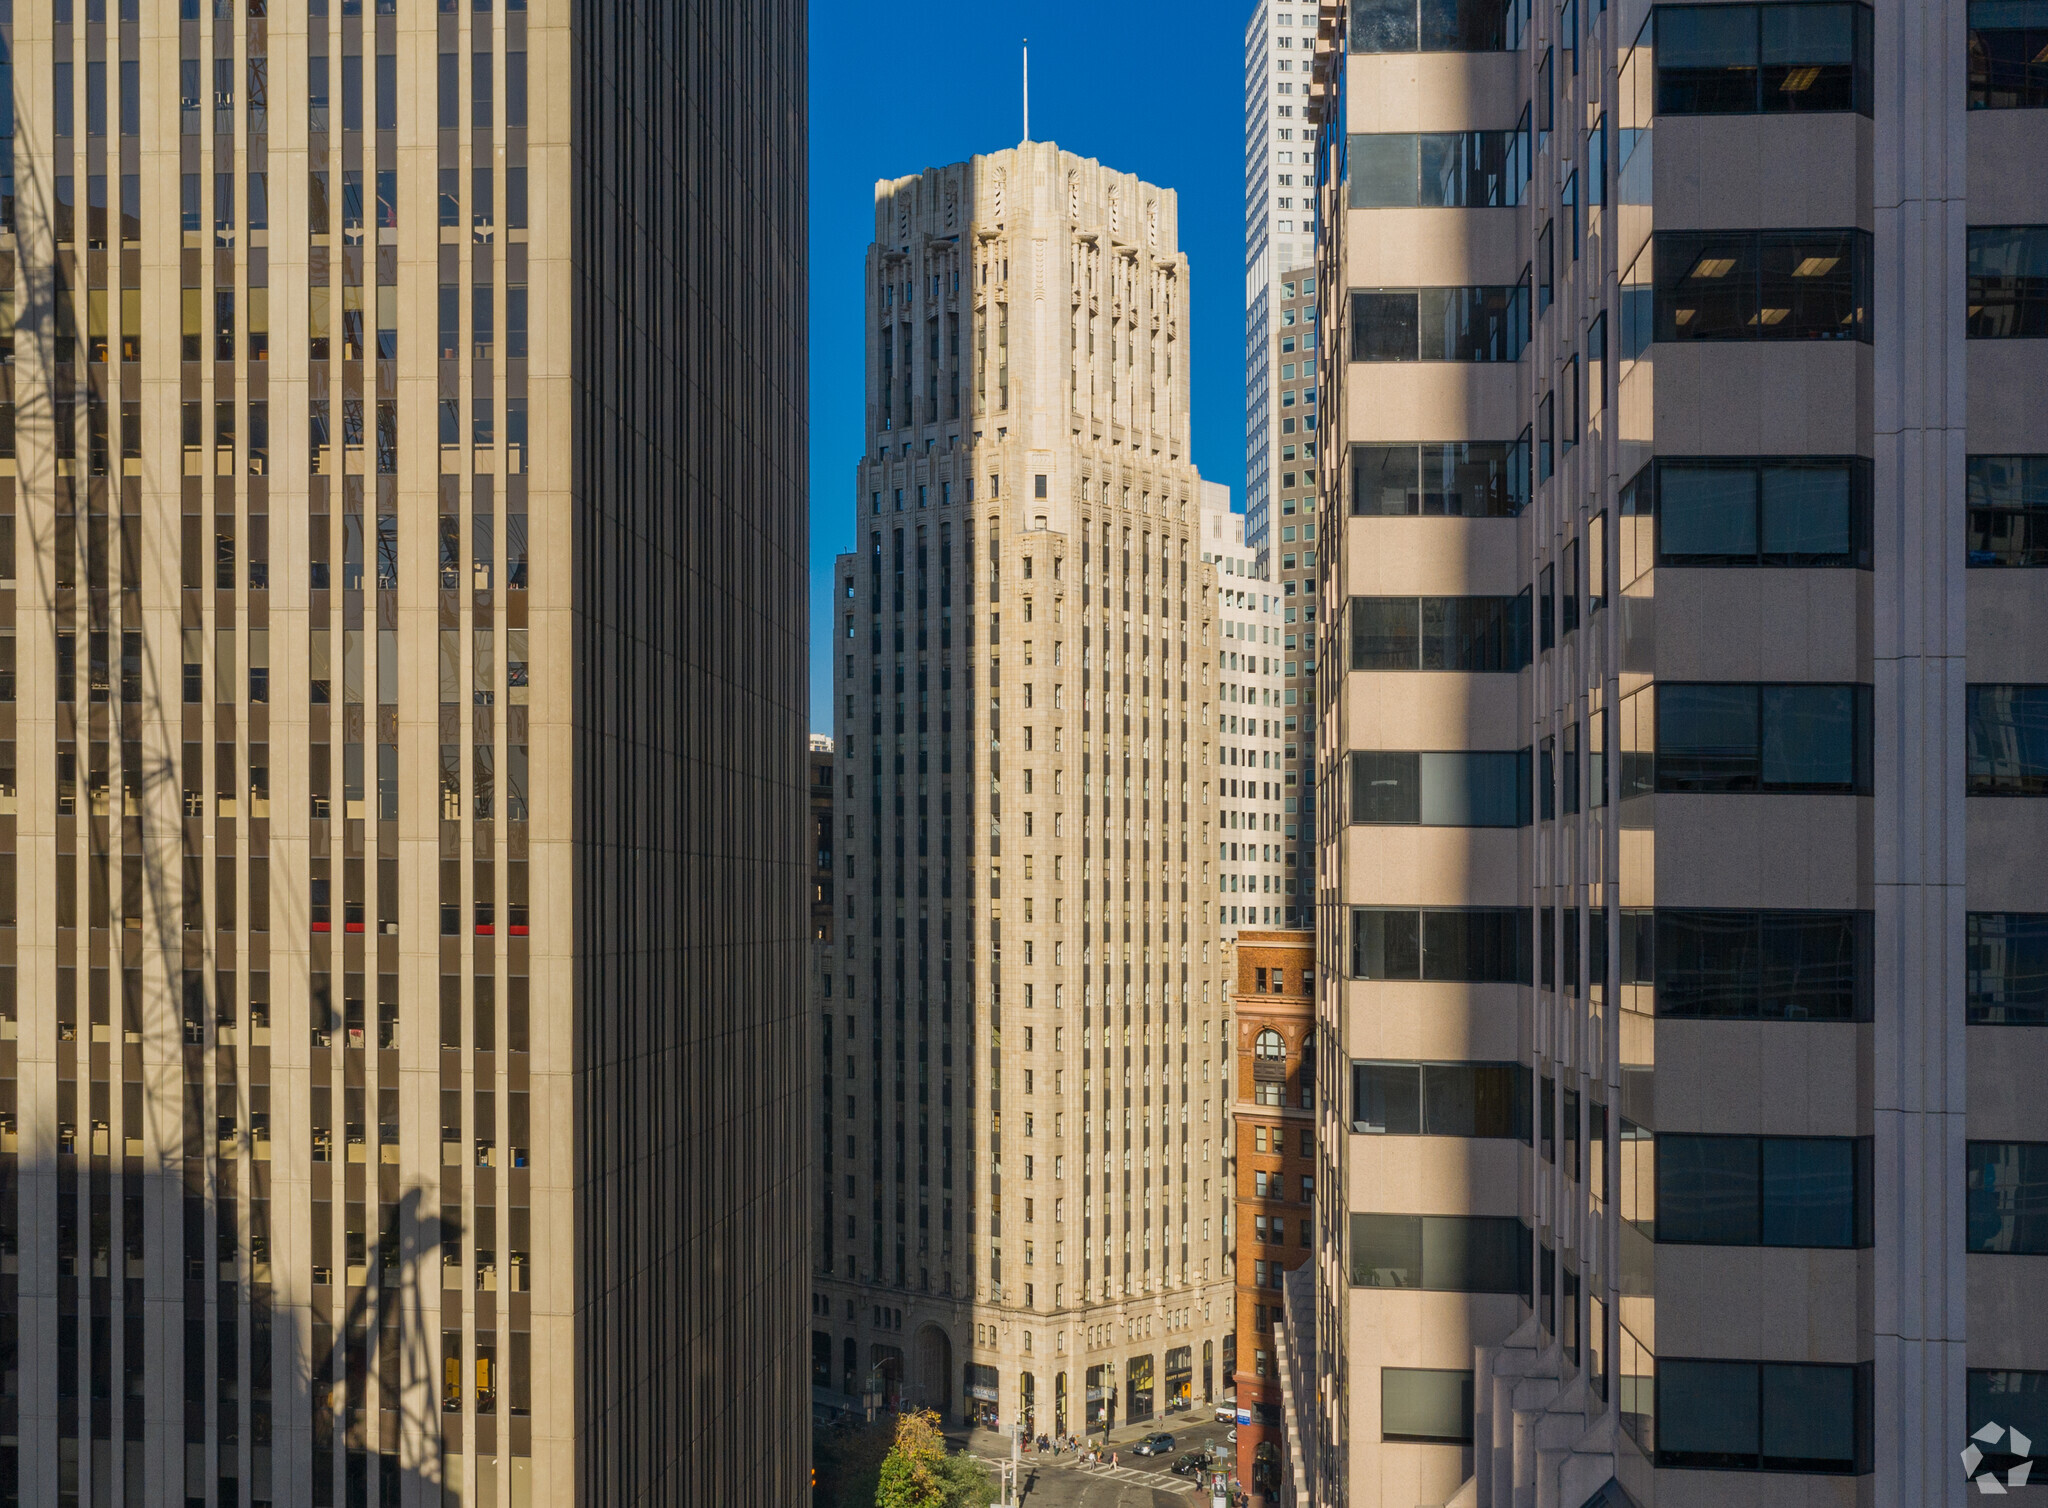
xmin=1654 ymin=682 xmax=1872 ymax=793
xmin=1652 ymin=458 xmax=1872 ymax=567
xmin=1349 ymin=750 xmax=1532 ymax=826
xmin=1350 ymin=0 xmax=1513 ymax=50
xmin=1967 ymin=456 xmax=2048 ymax=565
xmin=1537 ymin=221 xmax=1555 ymax=313
xmin=1654 ymin=3 xmax=1873 ymax=114
xmin=1967 ymin=913 xmax=2048 ymax=1025
xmin=1654 ymin=230 xmax=1871 ymax=341
xmin=1651 ymin=909 xmax=1873 ymax=1020
xmin=1657 ymin=1359 xmax=1868 ymax=1473
xmin=1350 ymin=1214 xmax=1527 ymax=1290
xmin=1350 ymin=441 xmax=1531 ymax=517
xmin=1350 ymin=285 xmax=1530 ymax=361
xmin=1348 ymin=594 xmax=1533 ymax=671
xmin=1967 ymin=1142 xmax=2048 ymax=1254
xmin=1255 ymin=1029 xmax=1286 ymax=1059
xmin=1967 ymin=685 xmax=2048 ymax=794
xmin=1349 ymin=909 xmax=1534 ymax=983
xmin=1347 ymin=130 xmax=1530 ymax=207
xmin=1350 ymin=1061 xmax=1526 ymax=1136
xmin=1968 ymin=1372 xmax=2048 ymax=1476
xmin=1970 ymin=0 xmax=2048 ymax=107
xmin=1653 ymin=1134 xmax=1869 ymax=1246
xmin=1382 ymin=1369 xmax=1475 ymax=1444
xmin=1967 ymin=226 xmax=2048 ymax=338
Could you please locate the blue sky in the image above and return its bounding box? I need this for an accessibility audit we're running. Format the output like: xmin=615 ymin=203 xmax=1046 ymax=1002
xmin=806 ymin=0 xmax=1253 ymax=732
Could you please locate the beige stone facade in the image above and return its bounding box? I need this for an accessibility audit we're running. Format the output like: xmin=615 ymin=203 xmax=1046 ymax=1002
xmin=817 ymin=143 xmax=1237 ymax=1439
xmin=1308 ymin=0 xmax=2048 ymax=1504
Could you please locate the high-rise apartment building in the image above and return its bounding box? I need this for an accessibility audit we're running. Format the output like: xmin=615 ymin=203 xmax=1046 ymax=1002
xmin=1266 ymin=269 xmax=1324 ymax=927
xmin=818 ymin=143 xmax=1237 ymax=1441
xmin=0 ymin=4 xmax=810 ymax=1505
xmin=1199 ymin=483 xmax=1284 ymax=936
xmin=1309 ymin=0 xmax=2047 ymax=1503
xmin=1244 ymin=0 xmax=1325 ymax=558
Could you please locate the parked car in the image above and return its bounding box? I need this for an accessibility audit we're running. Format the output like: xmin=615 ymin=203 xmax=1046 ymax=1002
xmin=1216 ymin=1403 xmax=1236 ymax=1423
xmin=1172 ymin=1451 xmax=1209 ymax=1476
xmin=1134 ymin=1432 xmax=1176 ymax=1456
xmin=1225 ymin=1427 xmax=1238 ymax=1444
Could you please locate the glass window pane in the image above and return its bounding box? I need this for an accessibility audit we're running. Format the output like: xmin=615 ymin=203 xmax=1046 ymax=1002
xmin=1420 ymin=1215 xmax=1523 ymax=1291
xmin=1352 ymin=751 xmax=1422 ymax=824
xmin=1967 ymin=912 xmax=2048 ymax=1026
xmin=1760 ymin=4 xmax=1857 ymax=110
xmin=1657 ymin=684 xmax=1760 ymax=791
xmin=1760 ymin=684 xmax=1855 ymax=788
xmin=1350 ymin=1213 xmax=1423 ymax=1286
xmin=1968 ymin=1141 xmax=2048 ymax=1254
xmin=1657 ymin=1135 xmax=1761 ymax=1244
xmin=1967 ymin=226 xmax=2048 ymax=339
xmin=1969 ymin=1370 xmax=2048 ymax=1470
xmin=1418 ymin=751 xmax=1523 ymax=826
xmin=1352 ymin=910 xmax=1423 ymax=980
xmin=1420 ymin=1064 xmax=1479 ymax=1135
xmin=1353 ymin=289 xmax=1421 ymax=359
xmin=1761 ymin=464 xmax=1852 ymax=559
xmin=1420 ymin=0 xmax=1506 ymax=48
xmin=1350 ymin=134 xmax=1420 ymax=207
xmin=1352 ymin=0 xmax=1420 ymax=52
xmin=1382 ymin=1369 xmax=1474 ymax=1443
xmin=1656 ymin=231 xmax=1759 ymax=340
xmin=1659 ymin=463 xmax=1759 ymax=561
xmin=1657 ymin=5 xmax=1761 ymax=112
xmin=1761 ymin=230 xmax=1862 ymax=338
xmin=1760 ymin=912 xmax=1863 ymax=1021
xmin=1658 ymin=1359 xmax=1760 ymax=1467
xmin=1967 ymin=684 xmax=2048 ymax=794
xmin=1761 ymin=1138 xmax=1856 ymax=1247
xmin=1353 ymin=1061 xmax=1424 ymax=1132
xmin=1657 ymin=910 xmax=1762 ymax=1017
xmin=1353 ymin=444 xmax=1423 ymax=515
xmin=1760 ymin=1365 xmax=1857 ymax=1471
xmin=1351 ymin=597 xmax=1422 ymax=669
xmin=1433 ymin=441 xmax=1524 ymax=518
xmin=1970 ymin=0 xmax=2048 ymax=108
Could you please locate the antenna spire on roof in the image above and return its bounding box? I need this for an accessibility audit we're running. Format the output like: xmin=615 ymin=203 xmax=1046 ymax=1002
xmin=1022 ymin=39 xmax=1030 ymax=143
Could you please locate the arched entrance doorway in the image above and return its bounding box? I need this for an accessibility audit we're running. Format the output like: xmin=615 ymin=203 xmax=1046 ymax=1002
xmin=912 ymin=1324 xmax=953 ymax=1417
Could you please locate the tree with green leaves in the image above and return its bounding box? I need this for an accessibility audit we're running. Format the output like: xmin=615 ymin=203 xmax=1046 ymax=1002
xmin=870 ymin=1410 xmax=999 ymax=1508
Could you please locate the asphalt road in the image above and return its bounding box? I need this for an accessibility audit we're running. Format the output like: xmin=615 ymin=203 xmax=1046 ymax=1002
xmin=955 ymin=1416 xmax=1241 ymax=1508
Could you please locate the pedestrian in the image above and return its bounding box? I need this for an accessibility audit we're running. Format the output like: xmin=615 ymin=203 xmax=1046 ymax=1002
xmin=1111 ymin=1451 xmax=1118 ymax=1469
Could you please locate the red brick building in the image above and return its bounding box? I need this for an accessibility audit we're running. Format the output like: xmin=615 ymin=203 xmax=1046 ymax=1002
xmin=1230 ymin=929 xmax=1316 ymax=1502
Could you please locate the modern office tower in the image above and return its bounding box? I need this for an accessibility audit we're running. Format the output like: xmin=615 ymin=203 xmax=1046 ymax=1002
xmin=0 ymin=4 xmax=810 ymax=1506
xmin=1199 ymin=483 xmax=1285 ymax=936
xmin=1309 ymin=0 xmax=2048 ymax=1502
xmin=1244 ymin=0 xmax=1325 ymax=559
xmin=1265 ymin=269 xmax=1325 ymax=926
xmin=1228 ymin=928 xmax=1315 ymax=1499
xmin=819 ymin=142 xmax=1238 ymax=1441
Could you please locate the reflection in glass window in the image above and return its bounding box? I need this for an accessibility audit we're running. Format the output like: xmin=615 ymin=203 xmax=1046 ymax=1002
xmin=1349 ymin=441 xmax=1531 ymax=516
xmin=1655 ymin=458 xmax=1872 ymax=565
xmin=1653 ymin=230 xmax=1870 ymax=341
xmin=1967 ymin=455 xmax=2048 ymax=565
xmin=1351 ymin=0 xmax=1516 ymax=50
xmin=1969 ymin=0 xmax=2048 ymax=107
xmin=1967 ymin=226 xmax=2048 ymax=338
xmin=1651 ymin=909 xmax=1871 ymax=1020
xmin=1967 ymin=913 xmax=2048 ymax=1025
xmin=1350 ymin=1214 xmax=1527 ymax=1290
xmin=1654 ymin=3 xmax=1871 ymax=113
xmin=1382 ymin=1369 xmax=1476 ymax=1444
xmin=1351 ymin=285 xmax=1531 ymax=360
xmin=1349 ymin=594 xmax=1534 ymax=671
xmin=1653 ymin=1134 xmax=1867 ymax=1246
xmin=1657 ymin=1360 xmax=1865 ymax=1473
xmin=1967 ymin=684 xmax=2048 ymax=793
xmin=1350 ymin=1061 xmax=1527 ymax=1136
xmin=1968 ymin=1141 xmax=2048 ymax=1253
xmin=1654 ymin=682 xmax=1871 ymax=792
xmin=1347 ymin=129 xmax=1531 ymax=207
xmin=1350 ymin=750 xmax=1533 ymax=826
xmin=1349 ymin=908 xmax=1534 ymax=982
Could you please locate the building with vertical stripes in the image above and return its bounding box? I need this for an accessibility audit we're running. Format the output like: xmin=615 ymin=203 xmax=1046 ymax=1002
xmin=0 ymin=3 xmax=809 ymax=1504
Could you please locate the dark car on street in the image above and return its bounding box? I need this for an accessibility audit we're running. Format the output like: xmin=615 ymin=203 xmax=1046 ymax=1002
xmin=1172 ymin=1451 xmax=1208 ymax=1475
xmin=1134 ymin=1432 xmax=1176 ymax=1456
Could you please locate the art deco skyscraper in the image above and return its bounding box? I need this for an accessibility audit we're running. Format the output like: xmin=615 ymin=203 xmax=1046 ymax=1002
xmin=0 ymin=3 xmax=809 ymax=1505
xmin=817 ymin=143 xmax=1237 ymax=1440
